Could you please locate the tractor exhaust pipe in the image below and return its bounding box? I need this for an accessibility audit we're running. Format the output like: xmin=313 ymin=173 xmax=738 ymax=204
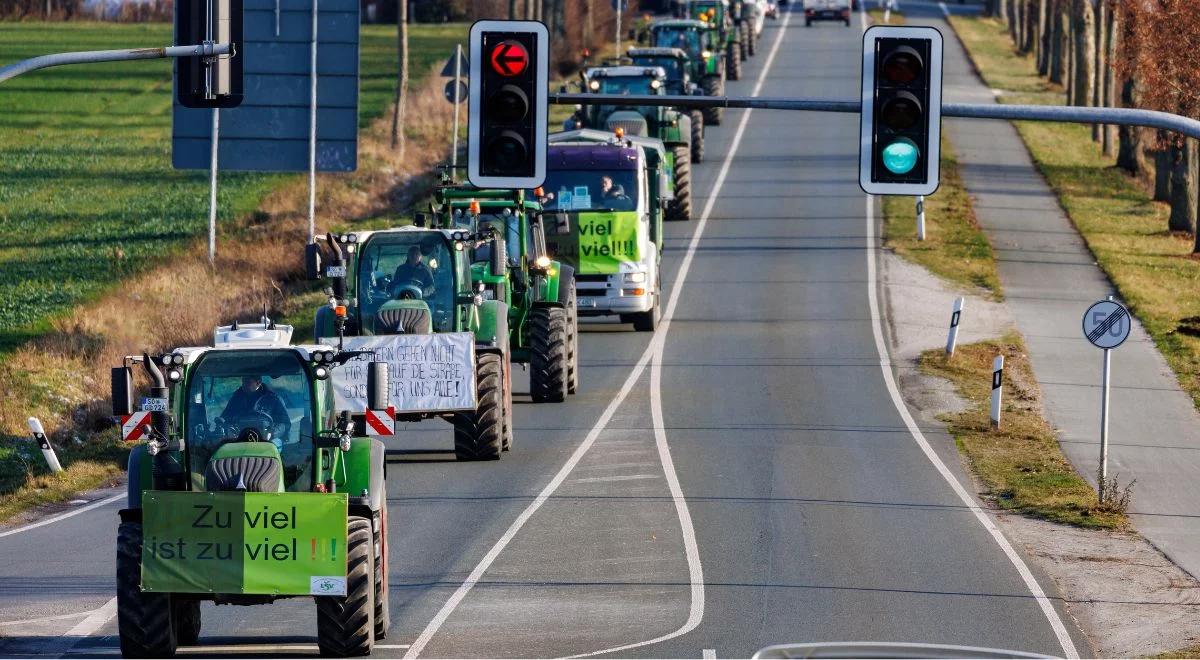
xmin=141 ymin=353 xmax=176 ymax=488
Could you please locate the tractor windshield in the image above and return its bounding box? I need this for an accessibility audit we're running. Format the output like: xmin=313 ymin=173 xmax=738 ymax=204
xmin=632 ymin=57 xmax=684 ymax=88
xmin=472 ymin=211 xmax=523 ymax=262
xmin=542 ymin=169 xmax=640 ymax=212
xmin=591 ymin=76 xmax=660 ymax=122
xmin=356 ymin=232 xmax=456 ymax=332
xmin=653 ymin=27 xmax=702 ymax=56
xmin=184 ymin=350 xmax=315 ymax=492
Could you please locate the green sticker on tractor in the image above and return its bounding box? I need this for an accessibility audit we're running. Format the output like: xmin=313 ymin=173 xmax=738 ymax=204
xmin=141 ymin=491 xmax=348 ymax=596
xmin=546 ymin=211 xmax=642 ymax=274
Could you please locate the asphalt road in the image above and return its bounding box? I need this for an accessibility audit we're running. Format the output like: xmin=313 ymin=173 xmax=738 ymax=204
xmin=0 ymin=6 xmax=1091 ymax=658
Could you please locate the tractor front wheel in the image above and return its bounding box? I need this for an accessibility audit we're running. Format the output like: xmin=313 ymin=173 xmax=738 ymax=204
xmin=453 ymin=352 xmax=505 ymax=459
xmin=667 ymin=145 xmax=693 ymax=221
xmin=117 ymin=522 xmax=178 ymax=659
xmin=566 ymin=280 xmax=580 ymax=396
xmin=530 ymin=307 xmax=569 ymax=402
xmin=727 ymin=42 xmax=742 ymax=81
xmin=503 ymin=352 xmax=515 ymax=449
xmin=701 ymin=76 xmax=724 ymax=126
xmin=316 ymin=516 xmax=375 ymax=657
xmin=739 ymin=33 xmax=749 ymax=61
xmin=373 ymin=507 xmax=390 ymax=640
xmin=690 ymin=110 xmax=705 ymax=163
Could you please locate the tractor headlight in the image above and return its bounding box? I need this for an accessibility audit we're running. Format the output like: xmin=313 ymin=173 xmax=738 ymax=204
xmin=346 ymin=234 xmax=358 ymax=244
xmin=314 ymin=366 xmax=330 ymax=380
xmin=702 ymin=50 xmax=712 ymax=59
xmin=651 ymin=79 xmax=662 ymax=89
xmin=166 ymin=368 xmax=183 ymax=383
xmin=589 ymin=80 xmax=600 ymax=91
xmin=534 ymin=255 xmax=552 ymax=269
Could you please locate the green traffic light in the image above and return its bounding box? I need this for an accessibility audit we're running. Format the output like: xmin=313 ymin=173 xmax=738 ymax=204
xmin=882 ymin=138 xmax=919 ymax=175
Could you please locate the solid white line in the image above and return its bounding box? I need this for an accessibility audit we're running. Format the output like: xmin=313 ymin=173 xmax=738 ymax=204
xmin=571 ymin=474 xmax=661 ymax=483
xmin=0 ymin=493 xmax=122 ymax=539
xmin=703 ymin=649 xmax=717 ymax=659
xmin=864 ymin=196 xmax=1079 ymax=657
xmin=0 ymin=609 xmax=93 ymax=627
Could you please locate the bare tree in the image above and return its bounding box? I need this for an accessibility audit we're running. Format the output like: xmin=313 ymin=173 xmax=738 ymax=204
xmin=390 ymin=0 xmax=410 ymax=157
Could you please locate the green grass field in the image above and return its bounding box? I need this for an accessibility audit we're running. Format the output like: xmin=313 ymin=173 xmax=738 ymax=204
xmin=0 ymin=21 xmax=463 ymax=352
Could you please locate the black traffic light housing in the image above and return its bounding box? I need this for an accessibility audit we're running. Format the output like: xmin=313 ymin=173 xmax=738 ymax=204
xmin=468 ymin=20 xmax=549 ymax=189
xmin=859 ymin=25 xmax=942 ymax=196
xmin=176 ymin=0 xmax=244 ymax=109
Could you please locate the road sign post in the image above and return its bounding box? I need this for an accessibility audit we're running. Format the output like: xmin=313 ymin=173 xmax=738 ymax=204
xmin=1082 ymin=296 xmax=1131 ymax=494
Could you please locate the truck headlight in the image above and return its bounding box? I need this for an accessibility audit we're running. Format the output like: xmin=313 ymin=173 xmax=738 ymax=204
xmin=624 ymin=272 xmax=647 ymax=284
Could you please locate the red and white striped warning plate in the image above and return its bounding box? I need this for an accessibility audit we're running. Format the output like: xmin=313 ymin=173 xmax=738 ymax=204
xmin=365 ymin=407 xmax=396 ymax=437
xmin=121 ymin=412 xmax=152 ymax=442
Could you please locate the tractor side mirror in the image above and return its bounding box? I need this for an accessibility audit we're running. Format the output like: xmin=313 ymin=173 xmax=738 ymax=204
xmin=324 ymin=233 xmax=347 ymax=301
xmin=558 ymin=84 xmax=569 ymax=94
xmin=111 ymin=366 xmax=134 ymax=417
xmin=367 ymin=361 xmax=389 ymax=411
xmin=414 ymin=212 xmax=429 ymax=228
xmin=490 ymin=237 xmax=507 ymax=278
xmin=554 ymin=212 xmax=571 ymax=235
xmin=305 ymin=242 xmax=323 ymax=280
xmin=176 ymin=0 xmax=244 ymax=108
xmin=659 ymin=171 xmax=674 ymax=201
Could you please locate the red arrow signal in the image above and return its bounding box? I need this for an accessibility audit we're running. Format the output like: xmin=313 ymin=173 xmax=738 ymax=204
xmin=490 ymin=41 xmax=529 ymax=77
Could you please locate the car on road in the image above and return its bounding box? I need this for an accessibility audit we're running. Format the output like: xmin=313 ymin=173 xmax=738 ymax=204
xmin=804 ymin=0 xmax=852 ymax=25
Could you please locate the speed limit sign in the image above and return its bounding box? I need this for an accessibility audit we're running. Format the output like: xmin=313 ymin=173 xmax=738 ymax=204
xmin=1082 ymin=299 xmax=1131 ymax=350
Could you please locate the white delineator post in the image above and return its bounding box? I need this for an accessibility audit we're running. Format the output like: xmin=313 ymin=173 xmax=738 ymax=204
xmin=916 ymin=195 xmax=926 ymax=241
xmin=28 ymin=417 xmax=62 ymax=473
xmin=945 ymin=296 xmax=963 ymax=357
xmin=307 ymin=0 xmax=319 ymax=244
xmin=990 ymin=355 xmax=1004 ymax=430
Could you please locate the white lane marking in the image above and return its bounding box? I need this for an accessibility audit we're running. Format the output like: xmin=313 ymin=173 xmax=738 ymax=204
xmin=406 ymin=15 xmax=793 ymax=658
xmin=864 ymin=198 xmax=1080 ymax=657
xmin=571 ymin=474 xmax=661 ymax=483
xmin=567 ymin=9 xmax=794 ymax=660
xmin=0 ymin=493 xmax=122 ymax=539
xmin=938 ymin=1 xmax=950 ymax=17
xmin=44 ymin=597 xmax=118 ymax=658
xmin=703 ymin=649 xmax=717 ymax=659
xmin=0 ymin=609 xmax=94 ymax=627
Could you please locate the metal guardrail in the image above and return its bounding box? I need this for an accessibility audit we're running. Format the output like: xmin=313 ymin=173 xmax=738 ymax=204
xmin=549 ymin=92 xmax=1200 ymax=141
xmin=0 ymin=42 xmax=234 ymax=85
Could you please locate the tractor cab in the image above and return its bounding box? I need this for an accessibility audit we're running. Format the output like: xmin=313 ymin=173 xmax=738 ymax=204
xmin=689 ymin=0 xmax=731 ymax=27
xmin=576 ymin=65 xmax=671 ymax=137
xmin=626 ymin=47 xmax=695 ymax=95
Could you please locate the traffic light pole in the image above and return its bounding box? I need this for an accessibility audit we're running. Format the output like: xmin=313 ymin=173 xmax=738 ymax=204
xmin=0 ymin=42 xmax=233 ymax=85
xmin=548 ymin=93 xmax=1200 ymax=141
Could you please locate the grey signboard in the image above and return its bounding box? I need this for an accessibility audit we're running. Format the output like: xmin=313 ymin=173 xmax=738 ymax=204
xmin=172 ymin=0 xmax=359 ymax=172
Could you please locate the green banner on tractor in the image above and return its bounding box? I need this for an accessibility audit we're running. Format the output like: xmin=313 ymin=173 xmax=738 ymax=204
xmin=141 ymin=491 xmax=348 ymax=596
xmin=546 ymin=211 xmax=641 ymax=274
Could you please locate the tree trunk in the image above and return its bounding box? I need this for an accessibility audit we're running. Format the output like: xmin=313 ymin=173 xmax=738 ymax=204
xmin=1156 ymin=146 xmax=1173 ymax=203
xmin=1101 ymin=5 xmax=1118 ymax=156
xmin=1049 ymin=1 xmax=1064 ymax=84
xmin=389 ymin=0 xmax=409 ymax=155
xmin=1036 ymin=0 xmax=1051 ymax=75
xmin=509 ymin=0 xmax=518 ymax=19
xmin=998 ymin=0 xmax=1008 ymax=26
xmin=582 ymin=0 xmax=593 ymax=51
xmin=1116 ymin=79 xmax=1138 ymax=173
xmin=1069 ymin=0 xmax=1094 ymax=109
xmin=1091 ymin=0 xmax=1104 ymax=142
xmin=1168 ymin=140 xmax=1197 ymax=235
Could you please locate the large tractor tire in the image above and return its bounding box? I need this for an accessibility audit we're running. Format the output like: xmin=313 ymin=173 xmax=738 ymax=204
xmin=566 ymin=280 xmax=580 ymax=395
xmin=748 ymin=28 xmax=757 ymax=56
xmin=172 ymin=599 xmax=201 ymax=646
xmin=738 ymin=31 xmax=748 ymax=61
xmin=690 ymin=110 xmax=705 ymax=163
xmin=373 ymin=508 xmax=390 ymax=640
xmin=727 ymin=41 xmax=742 ymax=81
xmin=502 ymin=352 xmax=514 ymax=450
xmin=667 ymin=146 xmax=693 ymax=221
xmin=117 ymin=522 xmax=178 ymax=659
xmin=453 ymin=352 xmax=505 ymax=460
xmin=701 ymin=76 xmax=724 ymax=126
xmin=316 ymin=516 xmax=375 ymax=657
xmin=529 ymin=306 xmax=569 ymax=403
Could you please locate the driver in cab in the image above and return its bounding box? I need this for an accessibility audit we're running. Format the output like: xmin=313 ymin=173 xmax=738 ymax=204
xmin=218 ymin=375 xmax=289 ymax=441
xmin=391 ymin=245 xmax=435 ymax=298
xmin=600 ymin=175 xmax=633 ymax=209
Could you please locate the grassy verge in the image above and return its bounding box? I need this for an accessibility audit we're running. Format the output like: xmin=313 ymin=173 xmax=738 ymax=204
xmin=947 ymin=14 xmax=1200 ymax=412
xmin=921 ymin=335 xmax=1126 ymax=528
xmin=881 ymin=136 xmax=1003 ymax=298
xmin=866 ymin=8 xmax=904 ymax=25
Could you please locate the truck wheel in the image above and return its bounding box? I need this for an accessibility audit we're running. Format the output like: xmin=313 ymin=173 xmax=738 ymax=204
xmin=317 ymin=516 xmax=375 ymax=657
xmin=373 ymin=508 xmax=390 ymax=640
xmin=503 ymin=352 xmax=514 ymax=449
xmin=453 ymin=352 xmax=505 ymax=459
xmin=667 ymin=145 xmax=693 ymax=221
xmin=566 ymin=280 xmax=579 ymax=395
xmin=690 ymin=110 xmax=705 ymax=163
xmin=701 ymin=76 xmax=723 ymax=126
xmin=529 ymin=307 xmax=569 ymax=403
xmin=626 ymin=279 xmax=661 ymax=332
xmin=117 ymin=522 xmax=178 ymax=659
xmin=172 ymin=599 xmax=201 ymax=646
xmin=727 ymin=42 xmax=742 ymax=81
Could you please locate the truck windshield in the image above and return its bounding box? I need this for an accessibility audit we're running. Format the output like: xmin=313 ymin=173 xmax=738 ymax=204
xmin=543 ymin=169 xmax=639 ymax=212
xmin=356 ymin=232 xmax=456 ymax=332
xmin=184 ymin=350 xmax=315 ymax=492
xmin=654 ymin=27 xmax=701 ymax=55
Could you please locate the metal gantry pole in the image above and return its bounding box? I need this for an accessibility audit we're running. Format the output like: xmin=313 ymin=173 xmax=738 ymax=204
xmin=307 ymin=0 xmax=319 ymax=244
xmin=208 ymin=108 xmax=220 ymax=264
xmin=0 ymin=43 xmax=233 ymax=85
xmin=452 ymin=43 xmax=462 ymax=169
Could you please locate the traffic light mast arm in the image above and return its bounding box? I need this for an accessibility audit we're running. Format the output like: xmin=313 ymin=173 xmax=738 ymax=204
xmin=0 ymin=42 xmax=233 ymax=85
xmin=548 ymin=92 xmax=1200 ymax=142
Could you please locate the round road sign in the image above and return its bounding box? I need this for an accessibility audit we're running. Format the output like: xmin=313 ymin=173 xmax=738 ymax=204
xmin=1082 ymin=299 xmax=1131 ymax=349
xmin=490 ymin=40 xmax=529 ymax=77
xmin=443 ymin=79 xmax=468 ymax=104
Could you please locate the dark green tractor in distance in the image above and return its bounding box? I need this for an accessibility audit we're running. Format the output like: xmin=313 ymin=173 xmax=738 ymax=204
xmin=688 ymin=0 xmax=745 ymax=80
xmin=113 ymin=323 xmax=390 ymax=657
xmin=429 ymin=184 xmax=581 ymax=402
xmin=647 ymin=19 xmax=727 ymax=126
xmin=564 ymin=66 xmax=694 ymax=221
xmin=306 ymin=229 xmax=513 ymax=461
xmin=626 ymin=46 xmax=707 ymax=163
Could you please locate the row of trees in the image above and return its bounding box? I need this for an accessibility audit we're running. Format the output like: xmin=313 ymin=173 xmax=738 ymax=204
xmin=1 ymin=0 xmax=172 ymax=20
xmin=983 ymin=0 xmax=1200 ymax=251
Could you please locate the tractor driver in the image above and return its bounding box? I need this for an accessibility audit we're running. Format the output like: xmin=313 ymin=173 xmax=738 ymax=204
xmin=600 ymin=175 xmax=632 ymax=208
xmin=390 ymin=245 xmax=436 ymax=298
xmin=217 ymin=375 xmax=290 ymax=441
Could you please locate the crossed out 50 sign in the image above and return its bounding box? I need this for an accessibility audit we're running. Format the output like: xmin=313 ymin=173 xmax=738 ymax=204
xmin=1082 ymin=299 xmax=1131 ymax=349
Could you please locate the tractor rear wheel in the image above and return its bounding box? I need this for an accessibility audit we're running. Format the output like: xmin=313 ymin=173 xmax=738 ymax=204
xmin=690 ymin=110 xmax=705 ymax=163
xmin=317 ymin=516 xmax=375 ymax=657
xmin=502 ymin=352 xmax=514 ymax=449
xmin=529 ymin=306 xmax=569 ymax=402
xmin=117 ymin=522 xmax=178 ymax=659
xmin=701 ymin=76 xmax=723 ymax=126
xmin=727 ymin=41 xmax=742 ymax=81
xmin=372 ymin=507 xmax=390 ymax=640
xmin=566 ymin=280 xmax=579 ymax=395
xmin=172 ymin=599 xmax=201 ymax=646
xmin=748 ymin=28 xmax=757 ymax=56
xmin=667 ymin=146 xmax=693 ymax=221
xmin=453 ymin=352 xmax=505 ymax=459
xmin=739 ymin=31 xmax=748 ymax=61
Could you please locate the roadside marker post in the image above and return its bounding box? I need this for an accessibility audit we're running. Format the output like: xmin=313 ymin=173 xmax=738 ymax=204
xmin=945 ymin=296 xmax=962 ymax=357
xmin=27 ymin=417 xmax=62 ymax=474
xmin=1082 ymin=296 xmax=1131 ymax=491
xmin=989 ymin=355 xmax=1003 ymax=429
xmin=916 ymin=195 xmax=925 ymax=241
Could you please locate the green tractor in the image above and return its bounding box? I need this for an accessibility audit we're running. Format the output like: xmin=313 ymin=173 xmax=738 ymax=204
xmin=647 ymin=18 xmax=727 ymax=126
xmin=564 ymin=65 xmax=694 ymax=220
xmin=688 ymin=0 xmax=745 ymax=79
xmin=113 ymin=322 xmax=390 ymax=657
xmin=428 ymin=183 xmax=581 ymax=402
xmin=306 ymin=228 xmax=514 ymax=461
xmin=626 ymin=46 xmax=708 ymax=163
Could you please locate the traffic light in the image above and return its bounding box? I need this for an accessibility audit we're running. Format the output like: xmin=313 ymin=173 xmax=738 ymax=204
xmin=468 ymin=20 xmax=549 ymax=189
xmin=859 ymin=25 xmax=943 ymax=196
xmin=175 ymin=0 xmax=243 ymax=108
